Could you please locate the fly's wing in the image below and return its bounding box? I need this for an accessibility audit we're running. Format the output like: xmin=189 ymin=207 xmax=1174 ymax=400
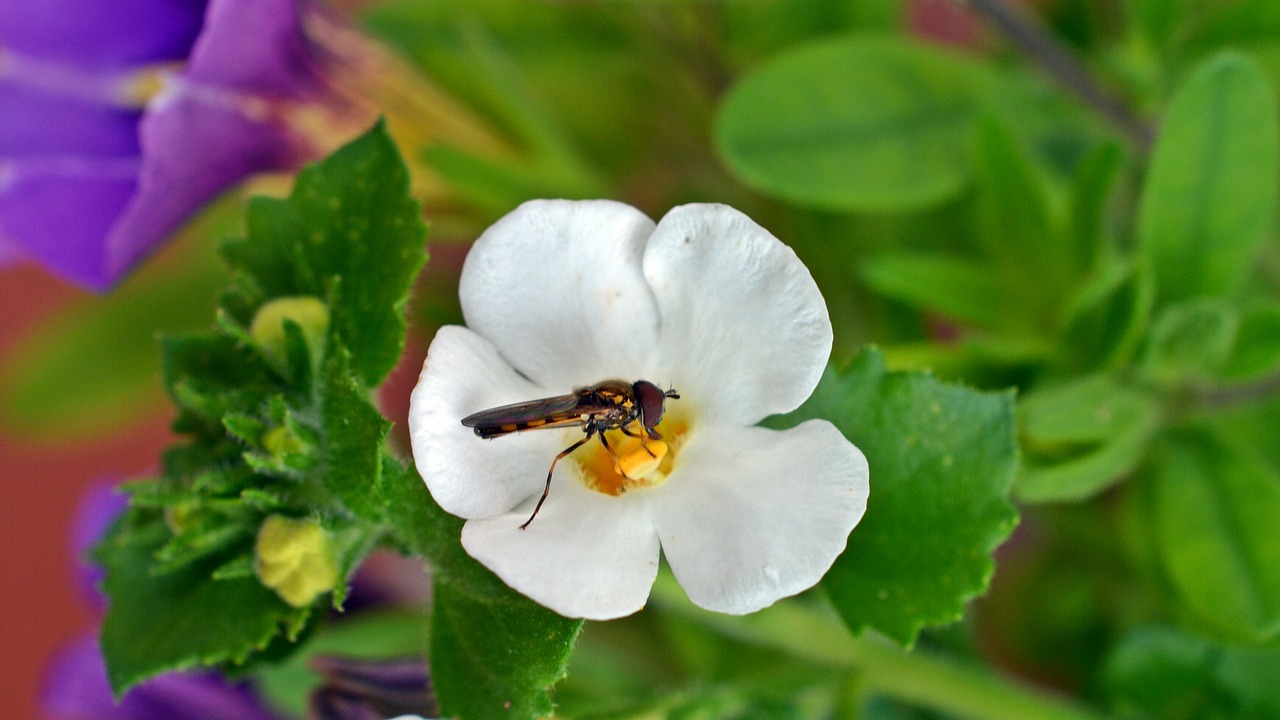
xmin=462 ymin=393 xmax=599 ymax=438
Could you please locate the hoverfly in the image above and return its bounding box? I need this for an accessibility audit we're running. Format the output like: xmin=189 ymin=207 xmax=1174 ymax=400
xmin=462 ymin=379 xmax=680 ymax=529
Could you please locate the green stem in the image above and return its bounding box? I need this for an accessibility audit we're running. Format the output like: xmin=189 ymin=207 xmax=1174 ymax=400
xmin=648 ymin=574 xmax=1107 ymax=720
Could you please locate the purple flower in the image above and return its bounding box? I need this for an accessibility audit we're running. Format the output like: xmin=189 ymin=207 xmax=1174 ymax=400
xmin=43 ymin=634 xmax=282 ymax=720
xmin=0 ymin=0 xmax=350 ymax=291
xmin=69 ymin=478 xmax=128 ymax=609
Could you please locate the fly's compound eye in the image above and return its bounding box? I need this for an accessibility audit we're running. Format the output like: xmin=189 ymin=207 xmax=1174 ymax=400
xmin=633 ymin=380 xmax=668 ymax=432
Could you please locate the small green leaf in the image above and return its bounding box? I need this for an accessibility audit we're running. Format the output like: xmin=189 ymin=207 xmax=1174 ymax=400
xmin=716 ymin=36 xmax=984 ymax=211
xmin=1016 ymin=374 xmax=1161 ymax=503
xmin=1059 ymin=261 xmax=1155 ymax=372
xmin=1140 ymin=298 xmax=1240 ymax=382
xmin=1066 ymin=139 xmax=1126 ymax=278
xmin=97 ymin=517 xmax=309 ymax=696
xmin=1222 ymin=302 xmax=1280 ymax=381
xmin=770 ymin=348 xmax=1018 ymax=645
xmin=1103 ymin=625 xmax=1280 ymax=718
xmin=972 ymin=113 xmax=1060 ymax=289
xmin=1151 ymin=433 xmax=1280 ymax=642
xmin=223 ymin=121 xmax=429 ymax=387
xmin=1137 ymin=53 xmax=1279 ymax=303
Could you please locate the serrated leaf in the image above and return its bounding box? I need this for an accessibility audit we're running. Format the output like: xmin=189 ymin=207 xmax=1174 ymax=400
xmin=769 ymin=348 xmax=1018 ymax=645
xmin=1151 ymin=433 xmax=1280 ymax=643
xmin=381 ymin=456 xmax=583 ymax=718
xmin=319 ymin=348 xmax=392 ymax=524
xmin=715 ymin=36 xmax=984 ymax=212
xmin=1137 ymin=53 xmax=1279 ymax=303
xmin=223 ymin=121 xmax=429 ymax=387
xmin=98 ymin=518 xmax=308 ymax=696
xmin=152 ymin=522 xmax=251 ymax=575
xmin=432 ymin=577 xmax=582 ymax=720
xmin=162 ymin=333 xmax=276 ymax=433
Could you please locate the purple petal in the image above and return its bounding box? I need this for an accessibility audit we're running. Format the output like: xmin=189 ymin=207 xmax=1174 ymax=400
xmin=0 ymin=158 xmax=139 ymax=290
xmin=0 ymin=1 xmax=206 ymax=68
xmin=70 ymin=479 xmax=129 ymax=608
xmin=185 ymin=0 xmax=325 ymax=97
xmin=104 ymin=91 xmax=300 ymax=282
xmin=0 ymin=78 xmax=140 ymax=157
xmin=44 ymin=633 xmax=282 ymax=720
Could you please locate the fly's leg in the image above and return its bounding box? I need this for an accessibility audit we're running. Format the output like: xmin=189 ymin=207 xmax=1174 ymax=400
xmin=521 ymin=432 xmax=592 ymax=530
xmin=619 ymin=421 xmax=660 ymax=458
xmin=597 ymin=431 xmax=635 ymax=479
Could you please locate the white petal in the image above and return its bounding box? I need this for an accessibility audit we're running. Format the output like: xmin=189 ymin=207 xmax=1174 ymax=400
xmin=459 ymin=199 xmax=661 ymax=390
xmin=643 ymin=204 xmax=832 ymax=426
xmin=462 ymin=479 xmax=660 ymax=620
xmin=408 ymin=326 xmax=568 ymax=518
xmin=653 ymin=421 xmax=868 ymax=615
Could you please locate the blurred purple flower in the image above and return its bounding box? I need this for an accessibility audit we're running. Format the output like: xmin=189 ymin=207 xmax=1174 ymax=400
xmin=68 ymin=478 xmax=128 ymax=609
xmin=0 ymin=0 xmax=358 ymax=291
xmin=43 ymin=634 xmax=282 ymax=720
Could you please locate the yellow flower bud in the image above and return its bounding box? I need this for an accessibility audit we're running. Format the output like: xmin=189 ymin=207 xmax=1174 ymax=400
xmin=249 ymin=296 xmax=330 ymax=369
xmin=254 ymin=515 xmax=339 ymax=607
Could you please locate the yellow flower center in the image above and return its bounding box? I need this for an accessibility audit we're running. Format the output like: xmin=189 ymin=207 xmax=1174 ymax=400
xmin=576 ymin=415 xmax=689 ymax=496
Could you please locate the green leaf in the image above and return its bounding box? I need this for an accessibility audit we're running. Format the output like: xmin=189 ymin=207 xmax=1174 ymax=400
xmin=1137 ymin=53 xmax=1279 ymax=303
xmin=770 ymin=348 xmax=1019 ymax=645
xmin=1066 ymin=139 xmax=1126 ymax=278
xmin=1151 ymin=433 xmax=1280 ymax=643
xmin=1059 ymin=261 xmax=1155 ymax=372
xmin=860 ymin=253 xmax=1011 ymax=328
xmin=1140 ymin=298 xmax=1240 ymax=383
xmin=381 ymin=457 xmax=583 ymax=719
xmin=1222 ymin=302 xmax=1280 ymax=381
xmin=223 ymin=121 xmax=429 ymax=387
xmin=1127 ymin=0 xmax=1196 ymax=50
xmin=318 ymin=347 xmax=392 ymax=524
xmin=162 ymin=333 xmax=276 ymax=434
xmin=715 ymin=36 xmax=984 ymax=212
xmin=97 ymin=518 xmax=308 ymax=696
xmin=1103 ymin=625 xmax=1280 ymax=718
xmin=972 ymin=113 xmax=1060 ymax=287
xmin=1017 ymin=374 xmax=1161 ymax=503
xmin=432 ymin=577 xmax=582 ymax=720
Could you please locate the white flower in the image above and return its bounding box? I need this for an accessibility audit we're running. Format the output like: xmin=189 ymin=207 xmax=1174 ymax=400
xmin=408 ymin=200 xmax=869 ymax=620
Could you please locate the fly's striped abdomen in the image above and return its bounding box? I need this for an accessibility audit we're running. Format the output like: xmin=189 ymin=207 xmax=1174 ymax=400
xmin=467 ymin=411 xmax=587 ymax=439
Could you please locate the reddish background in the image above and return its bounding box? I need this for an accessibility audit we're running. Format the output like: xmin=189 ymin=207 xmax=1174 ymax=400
xmin=0 ymin=264 xmax=174 ymax=720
